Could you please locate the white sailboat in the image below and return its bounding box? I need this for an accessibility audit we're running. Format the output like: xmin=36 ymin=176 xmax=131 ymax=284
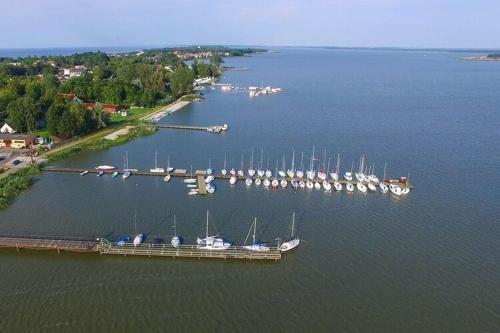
xmin=280 ymin=179 xmax=288 ymax=188
xmin=255 ymin=178 xmax=262 ymax=186
xmin=272 ymin=161 xmax=279 ymax=188
xmin=184 ymin=165 xmax=196 ymax=183
xmin=357 ymin=181 xmax=367 ymax=193
xmin=314 ymin=181 xmax=321 ymax=190
xmin=323 ymin=180 xmax=332 ymax=191
xmin=306 ymin=180 xmax=314 ymax=189
xmin=296 ymin=152 xmax=304 ymax=179
xmin=206 ymin=158 xmax=213 ymax=175
xmin=279 ymin=212 xmax=300 ymax=252
xmin=344 ymin=161 xmax=354 ymax=181
xmin=221 ymin=153 xmax=228 ymax=175
xmin=331 ymin=153 xmax=340 ymax=180
xmin=150 ymin=151 xmax=165 ymax=173
xmin=257 ymin=148 xmax=265 ymax=177
xmin=243 ymin=218 xmax=270 ymax=252
xmin=197 ymin=211 xmax=231 ymax=250
xmin=379 ymin=163 xmax=388 ymax=193
xmin=248 ymin=148 xmax=256 ymax=177
xmin=367 ymin=182 xmax=377 ymax=192
xmin=355 ymin=156 xmax=366 ymax=182
xmin=237 ymin=154 xmax=244 ymax=177
xmin=265 ymin=156 xmax=272 ymax=178
xmin=122 ymin=152 xmax=131 ymax=179
xmin=263 ymin=178 xmax=271 ymax=187
xmin=278 ymin=155 xmax=286 ymax=178
xmin=166 ymin=155 xmax=174 ymax=172
xmin=389 ymin=184 xmax=402 ymax=196
xmin=306 ymin=146 xmax=316 ymax=180
xmin=230 ymin=175 xmax=237 ymax=185
xmin=346 ymin=182 xmax=354 ymax=192
xmin=286 ymin=150 xmax=295 ymax=178
xmin=133 ymin=213 xmax=143 ymax=246
xmin=299 ymin=180 xmax=306 ymax=188
xmin=245 ymin=178 xmax=253 ymax=186
xmin=171 ymin=214 xmax=180 ymax=248
xmin=317 ymin=150 xmax=327 ymax=180
xmin=333 ymin=180 xmax=342 ymax=191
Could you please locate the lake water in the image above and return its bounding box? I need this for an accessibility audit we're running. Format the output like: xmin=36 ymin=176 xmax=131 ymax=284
xmin=0 ymin=48 xmax=499 ymax=332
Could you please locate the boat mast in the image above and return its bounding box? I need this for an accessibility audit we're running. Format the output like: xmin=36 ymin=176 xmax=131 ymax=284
xmin=336 ymin=153 xmax=340 ymax=174
xmin=167 ymin=154 xmax=170 ymax=169
xmin=253 ymin=217 xmax=257 ymax=244
xmin=154 ymin=151 xmax=158 ymax=169
xmin=134 ymin=211 xmax=138 ymax=235
xmin=282 ymin=154 xmax=285 ymax=172
xmin=223 ymin=153 xmax=227 ymax=170
xmin=300 ymin=152 xmax=304 ymax=170
xmin=326 ymin=157 xmax=331 ymax=175
xmin=206 ymin=210 xmax=209 ymax=238
xmin=309 ymin=146 xmax=315 ymax=172
xmin=291 ymin=150 xmax=295 ymax=171
xmin=240 ymin=154 xmax=244 ymax=170
xmin=260 ymin=148 xmax=264 ymax=170
xmin=173 ymin=214 xmax=177 ymax=237
xmin=250 ymin=148 xmax=254 ymax=169
xmin=322 ymin=149 xmax=327 ymax=171
xmin=291 ymin=212 xmax=295 ymax=238
xmin=383 ymin=162 xmax=387 ymax=182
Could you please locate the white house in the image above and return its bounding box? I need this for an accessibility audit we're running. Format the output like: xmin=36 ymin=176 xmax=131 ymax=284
xmin=0 ymin=123 xmax=16 ymax=134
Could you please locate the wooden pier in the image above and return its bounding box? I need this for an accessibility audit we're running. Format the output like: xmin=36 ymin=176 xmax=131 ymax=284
xmin=154 ymin=124 xmax=228 ymax=133
xmin=0 ymin=234 xmax=282 ymax=261
xmin=0 ymin=234 xmax=98 ymax=253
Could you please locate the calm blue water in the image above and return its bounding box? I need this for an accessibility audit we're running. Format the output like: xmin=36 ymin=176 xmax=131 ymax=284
xmin=0 ymin=48 xmax=499 ymax=332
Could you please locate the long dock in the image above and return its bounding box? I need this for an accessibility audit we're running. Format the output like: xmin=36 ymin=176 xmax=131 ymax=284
xmin=42 ymin=167 xmax=413 ymax=188
xmin=153 ymin=124 xmax=228 ymax=133
xmin=0 ymin=234 xmax=282 ymax=261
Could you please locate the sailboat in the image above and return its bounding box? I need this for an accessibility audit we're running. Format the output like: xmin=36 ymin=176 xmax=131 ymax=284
xmin=296 ymin=152 xmax=304 ymax=178
xmin=278 ymin=155 xmax=286 ymax=178
xmin=280 ymin=178 xmax=288 ymax=188
xmin=306 ymin=180 xmax=314 ymax=189
xmin=248 ymin=148 xmax=256 ymax=177
xmin=245 ymin=177 xmax=253 ymax=186
xmin=344 ymin=161 xmax=354 ymax=181
xmin=184 ymin=165 xmax=196 ymax=183
xmin=346 ymin=182 xmax=354 ymax=192
xmin=133 ymin=213 xmax=144 ymax=246
xmin=255 ymin=178 xmax=262 ymax=186
xmin=263 ymin=178 xmax=271 ymax=187
xmin=150 ymin=151 xmax=165 ymax=173
xmin=197 ymin=211 xmax=231 ymax=250
xmin=229 ymin=175 xmax=237 ymax=185
xmin=243 ymin=218 xmax=270 ymax=251
xmin=206 ymin=182 xmax=216 ymax=194
xmin=323 ymin=180 xmax=331 ymax=191
xmin=379 ymin=163 xmax=388 ymax=193
xmin=221 ymin=153 xmax=228 ymax=175
xmin=271 ymin=161 xmax=279 ymax=188
xmin=265 ymin=156 xmax=272 ymax=178
xmin=122 ymin=152 xmax=131 ymax=179
xmin=331 ymin=153 xmax=340 ymax=180
xmin=171 ymin=214 xmax=180 ymax=248
xmin=257 ymin=148 xmax=265 ymax=177
xmin=317 ymin=150 xmax=327 ymax=180
xmin=279 ymin=212 xmax=300 ymax=252
xmin=286 ymin=150 xmax=295 ymax=178
xmin=389 ymin=183 xmax=402 ymax=196
xmin=356 ymin=181 xmax=367 ymax=193
xmin=237 ymin=154 xmax=244 ymax=177
xmin=306 ymin=146 xmax=316 ymax=180
xmin=206 ymin=158 xmax=213 ymax=175
xmin=166 ymin=155 xmax=174 ymax=172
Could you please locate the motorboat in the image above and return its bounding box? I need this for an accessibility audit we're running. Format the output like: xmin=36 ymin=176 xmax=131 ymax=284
xmin=80 ymin=170 xmax=88 ymax=176
xmin=367 ymin=183 xmax=377 ymax=192
xmin=357 ymin=182 xmax=367 ymax=193
xmin=279 ymin=212 xmax=300 ymax=252
xmin=323 ymin=181 xmax=331 ymax=191
xmin=346 ymin=182 xmax=354 ymax=192
xmin=314 ymin=181 xmax=321 ymax=190
xmin=389 ymin=184 xmax=402 ymax=196
xmin=243 ymin=218 xmax=270 ymax=252
xmin=111 ymin=171 xmax=119 ymax=177
xmin=184 ymin=178 xmax=196 ymax=184
xmin=164 ymin=174 xmax=171 ymax=182
xmin=230 ymin=176 xmax=237 ymax=185
xmin=117 ymin=236 xmax=130 ymax=246
xmin=206 ymin=183 xmax=216 ymax=194
xmin=205 ymin=175 xmax=215 ymax=183
xmin=255 ymin=178 xmax=262 ymax=186
xmin=97 ymin=171 xmax=104 ymax=177
xmin=333 ymin=181 xmax=342 ymax=191
xmin=95 ymin=165 xmax=116 ymax=171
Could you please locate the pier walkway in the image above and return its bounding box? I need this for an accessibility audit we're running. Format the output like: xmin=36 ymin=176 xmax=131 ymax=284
xmin=0 ymin=234 xmax=282 ymax=261
xmin=153 ymin=124 xmax=228 ymax=133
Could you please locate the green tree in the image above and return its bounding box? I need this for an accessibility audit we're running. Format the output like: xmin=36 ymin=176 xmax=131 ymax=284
xmin=170 ymin=66 xmax=194 ymax=97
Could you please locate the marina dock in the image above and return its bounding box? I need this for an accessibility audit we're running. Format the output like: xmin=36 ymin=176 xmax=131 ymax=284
xmin=0 ymin=234 xmax=282 ymax=261
xmin=42 ymin=167 xmax=413 ymax=188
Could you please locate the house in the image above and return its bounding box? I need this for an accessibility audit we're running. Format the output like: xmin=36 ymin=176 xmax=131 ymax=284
xmin=62 ymin=65 xmax=87 ymax=78
xmin=60 ymin=93 xmax=83 ymax=103
xmin=0 ymin=134 xmax=36 ymax=149
xmin=83 ymin=102 xmax=122 ymax=113
xmin=0 ymin=123 xmax=16 ymax=134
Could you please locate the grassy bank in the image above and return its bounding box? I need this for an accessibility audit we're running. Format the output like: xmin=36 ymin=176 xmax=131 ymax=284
xmin=0 ymin=164 xmax=41 ymax=209
xmin=47 ymin=125 xmax=156 ymax=162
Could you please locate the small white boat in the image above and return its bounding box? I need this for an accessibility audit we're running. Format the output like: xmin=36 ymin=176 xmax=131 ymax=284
xmin=255 ymin=178 xmax=262 ymax=186
xmin=280 ymin=179 xmax=288 ymax=188
xmin=229 ymin=176 xmax=237 ymax=185
xmin=184 ymin=178 xmax=196 ymax=184
xmin=257 ymin=149 xmax=265 ymax=177
xmin=265 ymin=170 xmax=272 ymax=178
xmin=334 ymin=181 xmax=342 ymax=191
xmin=367 ymin=183 xmax=377 ymax=192
xmin=389 ymin=184 xmax=402 ymax=196
xmin=248 ymin=148 xmax=255 ymax=177
xmin=96 ymin=165 xmax=116 ymax=171
xmin=296 ymin=170 xmax=304 ymax=178
xmin=279 ymin=212 xmax=300 ymax=252
xmin=346 ymin=182 xmax=354 ymax=192
xmin=306 ymin=180 xmax=314 ymax=189
xmin=344 ymin=172 xmax=353 ymax=181
xmin=263 ymin=178 xmax=271 ymax=187
xmin=205 ymin=175 xmax=215 ymax=183
xmin=221 ymin=169 xmax=228 ymax=176
xmin=206 ymin=183 xmax=216 ymax=194
xmin=188 ymin=190 xmax=198 ymax=196
xmin=330 ymin=172 xmax=338 ymax=181
xmin=237 ymin=170 xmax=244 ymax=177
xmin=314 ymin=182 xmax=321 ymax=190
xmin=306 ymin=170 xmax=316 ymax=180
xmin=80 ymin=170 xmax=89 ymax=176
xmin=164 ymin=174 xmax=171 ymax=182
xmin=166 ymin=155 xmax=174 ymax=173
xmin=380 ymin=183 xmax=388 ymax=193
xmin=187 ymin=184 xmax=197 ymax=188
xmin=299 ymin=181 xmax=306 ymax=188
xmin=245 ymin=178 xmax=253 ymax=186
xmin=150 ymin=151 xmax=165 ymax=173
xmin=122 ymin=172 xmax=131 ymax=180
xmin=296 ymin=152 xmax=304 ymax=179
xmin=257 ymin=170 xmax=265 ymax=177
xmin=278 ymin=170 xmax=286 ymax=178
xmin=331 ymin=154 xmax=341 ymax=181
xmin=323 ymin=181 xmax=331 ymax=191
xmin=271 ymin=179 xmax=279 ymax=188
xmin=171 ymin=214 xmax=180 ymax=248
xmin=291 ymin=180 xmax=299 ymax=189
xmin=243 ymin=218 xmax=270 ymax=252
xmin=357 ymin=182 xmax=367 ymax=193
xmin=229 ymin=168 xmax=236 ymax=176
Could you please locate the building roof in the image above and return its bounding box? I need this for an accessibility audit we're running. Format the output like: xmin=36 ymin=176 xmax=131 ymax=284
xmin=0 ymin=133 xmax=36 ymax=141
xmin=1 ymin=123 xmax=16 ymax=133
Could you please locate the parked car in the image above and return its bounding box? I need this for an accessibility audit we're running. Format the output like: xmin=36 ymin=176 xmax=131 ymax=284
xmin=12 ymin=159 xmax=22 ymax=166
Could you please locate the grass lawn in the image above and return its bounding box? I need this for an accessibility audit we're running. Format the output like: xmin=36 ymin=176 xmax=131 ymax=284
xmin=35 ymin=129 xmax=50 ymax=137
xmin=109 ymin=107 xmax=156 ymax=125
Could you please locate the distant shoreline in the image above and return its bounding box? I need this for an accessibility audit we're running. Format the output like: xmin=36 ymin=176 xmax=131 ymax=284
xmin=462 ymin=55 xmax=500 ymax=61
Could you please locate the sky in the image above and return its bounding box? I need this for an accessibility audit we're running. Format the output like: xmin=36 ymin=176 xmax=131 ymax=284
xmin=1 ymin=0 xmax=500 ymax=49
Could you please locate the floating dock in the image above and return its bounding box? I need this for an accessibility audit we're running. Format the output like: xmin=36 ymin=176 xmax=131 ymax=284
xmin=0 ymin=235 xmax=282 ymax=261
